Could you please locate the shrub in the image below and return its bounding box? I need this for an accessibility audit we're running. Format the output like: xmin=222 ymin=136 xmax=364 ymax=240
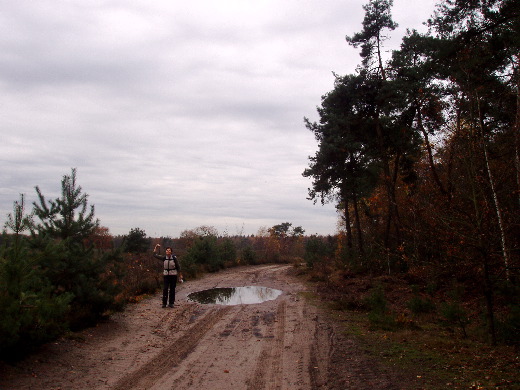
xmin=0 ymin=233 xmax=72 ymax=360
xmin=181 ymin=235 xmax=223 ymax=275
xmin=119 ymin=253 xmax=159 ymax=303
xmin=440 ymin=301 xmax=470 ymax=338
xmin=440 ymin=283 xmax=470 ymax=338
xmin=241 ymin=245 xmax=257 ymax=265
xmin=219 ymin=237 xmax=237 ymax=267
xmin=496 ymin=304 xmax=520 ymax=344
xmin=407 ymin=295 xmax=436 ymax=315
xmin=366 ymin=284 xmax=397 ymax=330
xmin=304 ymin=235 xmax=330 ymax=268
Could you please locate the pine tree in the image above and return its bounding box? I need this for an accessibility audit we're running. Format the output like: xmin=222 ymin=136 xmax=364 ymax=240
xmin=30 ymin=169 xmax=123 ymax=329
xmin=1 ymin=195 xmax=71 ymax=360
xmin=123 ymin=227 xmax=150 ymax=253
xmin=32 ymin=168 xmax=98 ymax=241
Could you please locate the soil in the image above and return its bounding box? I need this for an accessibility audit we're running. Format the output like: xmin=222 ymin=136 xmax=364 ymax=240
xmin=0 ymin=264 xmax=414 ymax=390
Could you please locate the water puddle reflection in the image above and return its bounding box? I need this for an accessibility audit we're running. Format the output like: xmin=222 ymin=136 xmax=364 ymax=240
xmin=187 ymin=286 xmax=282 ymax=305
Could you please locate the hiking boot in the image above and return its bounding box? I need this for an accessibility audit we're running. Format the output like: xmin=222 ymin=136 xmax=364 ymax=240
xmin=162 ymin=304 xmax=167 ymax=308
xmin=168 ymin=304 xmax=174 ymax=308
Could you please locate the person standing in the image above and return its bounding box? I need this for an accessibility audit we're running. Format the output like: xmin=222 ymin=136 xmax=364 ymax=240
xmin=153 ymin=244 xmax=182 ymax=308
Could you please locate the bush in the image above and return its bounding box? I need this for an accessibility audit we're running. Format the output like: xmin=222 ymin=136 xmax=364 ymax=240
xmin=407 ymin=295 xmax=436 ymax=315
xmin=181 ymin=235 xmax=223 ymax=275
xmin=496 ymin=304 xmax=520 ymax=344
xmin=241 ymin=245 xmax=257 ymax=265
xmin=439 ymin=283 xmax=470 ymax=338
xmin=121 ymin=253 xmax=160 ymax=301
xmin=34 ymin=238 xmax=124 ymax=330
xmin=219 ymin=237 xmax=237 ymax=267
xmin=440 ymin=301 xmax=470 ymax=338
xmin=179 ymin=253 xmax=199 ymax=279
xmin=366 ymin=284 xmax=397 ymax=330
xmin=304 ymin=235 xmax=330 ymax=268
xmin=0 ymin=235 xmax=72 ymax=360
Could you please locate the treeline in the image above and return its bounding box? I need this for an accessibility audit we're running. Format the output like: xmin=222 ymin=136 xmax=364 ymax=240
xmin=117 ymin=223 xmax=310 ymax=300
xmin=0 ymin=171 xmax=313 ymax=360
xmin=303 ymin=0 xmax=518 ymax=345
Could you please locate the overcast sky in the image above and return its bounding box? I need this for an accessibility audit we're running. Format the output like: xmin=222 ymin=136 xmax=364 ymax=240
xmin=1 ymin=0 xmax=438 ymax=238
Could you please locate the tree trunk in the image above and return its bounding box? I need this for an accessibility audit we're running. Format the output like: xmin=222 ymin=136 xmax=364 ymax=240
xmin=416 ymin=100 xmax=447 ymax=195
xmin=477 ymin=96 xmax=510 ymax=281
xmin=352 ymin=193 xmax=365 ymax=256
xmin=374 ymin=35 xmax=397 ymax=250
xmin=482 ymin=254 xmax=497 ymax=346
xmin=375 ymin=116 xmax=394 ymax=249
xmin=390 ymin=153 xmax=402 ymax=245
xmin=514 ymin=56 xmax=520 ymax=209
xmin=343 ymin=197 xmax=353 ymax=249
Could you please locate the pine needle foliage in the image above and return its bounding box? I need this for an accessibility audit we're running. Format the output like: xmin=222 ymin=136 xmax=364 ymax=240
xmin=1 ymin=170 xmax=124 ymax=360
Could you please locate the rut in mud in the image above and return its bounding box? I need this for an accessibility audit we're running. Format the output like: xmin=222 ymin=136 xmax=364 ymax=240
xmin=0 ymin=264 xmax=407 ymax=390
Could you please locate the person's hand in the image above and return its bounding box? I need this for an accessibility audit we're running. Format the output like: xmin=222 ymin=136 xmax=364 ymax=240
xmin=154 ymin=244 xmax=160 ymax=252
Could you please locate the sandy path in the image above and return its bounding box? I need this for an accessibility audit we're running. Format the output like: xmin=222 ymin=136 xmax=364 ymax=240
xmin=0 ymin=264 xmax=407 ymax=389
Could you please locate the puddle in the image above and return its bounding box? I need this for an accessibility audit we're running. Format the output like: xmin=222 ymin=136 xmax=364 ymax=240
xmin=187 ymin=286 xmax=283 ymax=305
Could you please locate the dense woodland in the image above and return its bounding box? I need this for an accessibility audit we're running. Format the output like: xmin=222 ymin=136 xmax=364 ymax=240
xmin=1 ymin=0 xmax=518 ymax=363
xmin=303 ymin=0 xmax=519 ymax=346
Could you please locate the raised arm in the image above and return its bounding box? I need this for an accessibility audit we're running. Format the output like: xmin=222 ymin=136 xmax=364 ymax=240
xmin=152 ymin=244 xmax=164 ymax=260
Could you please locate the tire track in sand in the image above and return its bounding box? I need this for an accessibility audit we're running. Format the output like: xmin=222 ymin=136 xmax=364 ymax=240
xmin=309 ymin=316 xmax=335 ymax=388
xmin=112 ymin=306 xmax=231 ymax=390
xmin=246 ymin=300 xmax=286 ymax=390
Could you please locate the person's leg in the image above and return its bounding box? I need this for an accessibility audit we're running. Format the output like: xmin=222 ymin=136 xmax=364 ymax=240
xmin=162 ymin=276 xmax=169 ymax=307
xmin=168 ymin=275 xmax=178 ymax=307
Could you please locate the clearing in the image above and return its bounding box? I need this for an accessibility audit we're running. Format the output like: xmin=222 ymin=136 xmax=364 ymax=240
xmin=0 ymin=264 xmax=412 ymax=389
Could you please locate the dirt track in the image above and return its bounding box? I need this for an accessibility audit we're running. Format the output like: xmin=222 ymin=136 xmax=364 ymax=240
xmin=0 ymin=264 xmax=409 ymax=389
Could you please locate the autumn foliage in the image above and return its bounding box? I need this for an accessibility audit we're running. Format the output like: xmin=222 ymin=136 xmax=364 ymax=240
xmin=303 ymin=0 xmax=519 ymax=346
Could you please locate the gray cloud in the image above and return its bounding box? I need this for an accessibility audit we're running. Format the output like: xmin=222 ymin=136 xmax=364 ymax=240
xmin=1 ymin=0 xmax=437 ymax=237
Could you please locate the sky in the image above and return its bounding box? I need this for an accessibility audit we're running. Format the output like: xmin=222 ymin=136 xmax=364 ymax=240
xmin=0 ymin=0 xmax=438 ymax=238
